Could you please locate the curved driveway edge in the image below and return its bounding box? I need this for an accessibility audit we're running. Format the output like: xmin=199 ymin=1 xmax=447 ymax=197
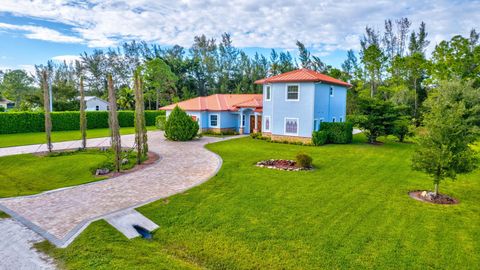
xmin=0 ymin=131 xmax=238 ymax=247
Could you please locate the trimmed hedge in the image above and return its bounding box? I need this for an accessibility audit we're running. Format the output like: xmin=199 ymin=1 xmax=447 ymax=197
xmin=312 ymin=130 xmax=328 ymax=146
xmin=0 ymin=110 xmax=164 ymax=134
xmin=164 ymin=106 xmax=199 ymax=141
xmin=312 ymin=122 xmax=353 ymax=145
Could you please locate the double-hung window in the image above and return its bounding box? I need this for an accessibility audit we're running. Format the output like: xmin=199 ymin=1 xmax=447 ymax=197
xmin=329 ymin=86 xmax=334 ymax=97
xmin=210 ymin=114 xmax=219 ymax=127
xmin=286 ymin=85 xmax=299 ymax=101
xmin=265 ymin=85 xmax=271 ymax=101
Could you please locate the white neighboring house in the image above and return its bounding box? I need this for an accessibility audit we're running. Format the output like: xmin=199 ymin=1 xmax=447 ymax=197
xmin=78 ymin=96 xmax=109 ymax=111
xmin=0 ymin=98 xmax=15 ymax=111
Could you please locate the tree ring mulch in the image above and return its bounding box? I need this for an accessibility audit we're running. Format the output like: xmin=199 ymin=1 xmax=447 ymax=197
xmin=103 ymin=151 xmax=160 ymax=178
xmin=409 ymin=190 xmax=459 ymax=205
xmin=256 ymin=159 xmax=312 ymax=171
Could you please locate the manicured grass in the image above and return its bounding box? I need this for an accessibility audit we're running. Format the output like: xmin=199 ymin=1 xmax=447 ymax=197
xmin=0 ymin=149 xmax=138 ymax=198
xmin=0 ymin=126 xmax=156 ymax=148
xmin=37 ymin=135 xmax=480 ymax=269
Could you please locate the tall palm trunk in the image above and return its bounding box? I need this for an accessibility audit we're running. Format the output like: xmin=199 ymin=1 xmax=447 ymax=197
xmin=134 ymin=71 xmax=148 ymax=164
xmin=42 ymin=70 xmax=52 ymax=152
xmin=107 ymin=74 xmax=121 ymax=172
xmin=79 ymin=76 xmax=87 ymax=149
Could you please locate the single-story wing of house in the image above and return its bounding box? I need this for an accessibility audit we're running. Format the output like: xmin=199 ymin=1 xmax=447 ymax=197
xmin=160 ymin=68 xmax=351 ymax=142
xmin=0 ymin=98 xmax=15 ymax=111
xmin=160 ymin=94 xmax=263 ymax=134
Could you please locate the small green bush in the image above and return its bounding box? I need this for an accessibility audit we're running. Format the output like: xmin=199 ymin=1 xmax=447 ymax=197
xmin=319 ymin=122 xmax=353 ymax=144
xmin=312 ymin=130 xmax=328 ymax=146
xmin=203 ymin=130 xmax=238 ymax=136
xmin=393 ymin=118 xmax=413 ymax=142
xmin=164 ymin=106 xmax=199 ymax=141
xmin=155 ymin=115 xmax=166 ymax=130
xmin=296 ymin=152 xmax=313 ymax=168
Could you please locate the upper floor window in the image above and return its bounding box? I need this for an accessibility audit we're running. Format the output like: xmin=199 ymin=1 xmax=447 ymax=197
xmin=265 ymin=85 xmax=271 ymax=101
xmin=286 ymin=85 xmax=299 ymax=101
xmin=329 ymin=86 xmax=334 ymax=97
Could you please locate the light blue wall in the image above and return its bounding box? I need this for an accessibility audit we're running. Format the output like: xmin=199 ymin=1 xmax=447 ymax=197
xmin=165 ymin=110 xmax=242 ymax=131
xmin=262 ymin=82 xmax=315 ymax=137
xmin=313 ymin=83 xmax=347 ymax=131
xmin=262 ymin=82 xmax=347 ymax=137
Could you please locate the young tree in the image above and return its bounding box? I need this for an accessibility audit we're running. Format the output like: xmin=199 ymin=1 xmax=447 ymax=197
xmin=133 ymin=70 xmax=148 ymax=164
xmin=79 ymin=76 xmax=87 ymax=149
xmin=107 ymin=74 xmax=122 ymax=172
xmin=0 ymin=69 xmax=35 ymax=109
xmin=412 ymin=80 xmax=480 ymax=196
xmin=41 ymin=70 xmax=53 ymax=152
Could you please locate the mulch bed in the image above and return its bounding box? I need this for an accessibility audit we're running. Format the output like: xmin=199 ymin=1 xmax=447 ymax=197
xmin=409 ymin=190 xmax=459 ymax=205
xmin=256 ymin=159 xmax=312 ymax=171
xmin=104 ymin=151 xmax=160 ymax=178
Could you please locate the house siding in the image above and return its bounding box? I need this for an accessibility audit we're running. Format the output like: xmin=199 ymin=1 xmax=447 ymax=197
xmin=313 ymin=83 xmax=347 ymax=130
xmin=263 ymin=82 xmax=315 ymax=138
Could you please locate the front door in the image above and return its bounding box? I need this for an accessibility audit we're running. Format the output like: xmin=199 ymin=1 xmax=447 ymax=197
xmin=250 ymin=115 xmax=262 ymax=133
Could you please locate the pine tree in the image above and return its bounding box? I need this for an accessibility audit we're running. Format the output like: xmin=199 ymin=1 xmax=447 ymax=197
xmin=79 ymin=76 xmax=87 ymax=149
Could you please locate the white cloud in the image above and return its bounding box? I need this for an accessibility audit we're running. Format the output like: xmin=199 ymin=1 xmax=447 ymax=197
xmin=51 ymin=55 xmax=81 ymax=64
xmin=0 ymin=22 xmax=83 ymax=43
xmin=0 ymin=0 xmax=478 ymax=57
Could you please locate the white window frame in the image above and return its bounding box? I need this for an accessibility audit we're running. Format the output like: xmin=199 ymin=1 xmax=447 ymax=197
xmin=241 ymin=114 xmax=246 ymax=127
xmin=332 ymin=117 xmax=336 ymax=123
xmin=313 ymin=118 xmax=319 ymax=132
xmin=285 ymin=84 xmax=300 ymax=101
xmin=329 ymin=86 xmax=334 ymax=97
xmin=265 ymin=85 xmax=271 ymax=101
xmin=284 ymin=117 xmax=299 ymax=136
xmin=209 ymin=114 xmax=220 ymax=127
xmin=264 ymin=116 xmax=271 ymax=132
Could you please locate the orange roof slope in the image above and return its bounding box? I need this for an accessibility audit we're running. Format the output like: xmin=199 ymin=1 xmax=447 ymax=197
xmin=254 ymin=68 xmax=351 ymax=87
xmin=160 ymin=94 xmax=263 ymax=111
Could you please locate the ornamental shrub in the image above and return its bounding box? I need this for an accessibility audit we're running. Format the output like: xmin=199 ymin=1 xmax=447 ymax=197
xmin=319 ymin=122 xmax=353 ymax=144
xmin=393 ymin=117 xmax=413 ymax=142
xmin=164 ymin=106 xmax=199 ymax=141
xmin=0 ymin=110 xmax=164 ymax=134
xmin=155 ymin=115 xmax=166 ymax=130
xmin=312 ymin=130 xmax=328 ymax=145
xmin=296 ymin=152 xmax=313 ymax=168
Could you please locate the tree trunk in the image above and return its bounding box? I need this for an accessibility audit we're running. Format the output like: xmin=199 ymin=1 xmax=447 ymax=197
xmin=434 ymin=183 xmax=439 ymax=197
xmin=134 ymin=71 xmax=148 ymax=164
xmin=42 ymin=70 xmax=53 ymax=152
xmin=107 ymin=74 xmax=121 ymax=172
xmin=79 ymin=76 xmax=87 ymax=149
xmin=156 ymin=88 xmax=159 ymax=110
xmin=413 ymin=78 xmax=418 ymax=119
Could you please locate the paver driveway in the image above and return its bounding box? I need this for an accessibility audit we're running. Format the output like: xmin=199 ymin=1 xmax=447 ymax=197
xmin=0 ymin=131 xmax=228 ymax=247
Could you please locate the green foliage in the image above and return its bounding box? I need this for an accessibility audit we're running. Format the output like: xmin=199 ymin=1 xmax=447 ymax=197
xmin=319 ymin=122 xmax=353 ymax=144
xmin=312 ymin=130 xmax=328 ymax=146
xmin=0 ymin=110 xmax=164 ymax=134
xmin=412 ymin=80 xmax=480 ymax=195
xmin=393 ymin=117 xmax=413 ymax=142
xmin=164 ymin=106 xmax=199 ymax=141
xmin=202 ymin=130 xmax=238 ymax=136
xmin=155 ymin=115 xmax=166 ymax=130
xmin=353 ymin=97 xmax=399 ymax=143
xmin=296 ymin=152 xmax=313 ymax=168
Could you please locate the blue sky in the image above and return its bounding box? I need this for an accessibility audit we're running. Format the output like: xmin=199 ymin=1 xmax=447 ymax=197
xmin=0 ymin=0 xmax=479 ymax=75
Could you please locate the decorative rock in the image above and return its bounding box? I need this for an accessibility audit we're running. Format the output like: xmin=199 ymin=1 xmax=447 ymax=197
xmin=121 ymin=158 xmax=129 ymax=165
xmin=421 ymin=191 xmax=427 ymax=197
xmin=95 ymin=168 xmax=110 ymax=176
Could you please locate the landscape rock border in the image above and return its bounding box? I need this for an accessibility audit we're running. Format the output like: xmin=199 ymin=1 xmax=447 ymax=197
xmin=408 ymin=190 xmax=459 ymax=205
xmin=256 ymin=159 xmax=312 ymax=171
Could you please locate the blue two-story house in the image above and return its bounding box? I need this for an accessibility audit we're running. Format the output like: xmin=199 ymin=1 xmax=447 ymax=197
xmin=255 ymin=68 xmax=351 ymax=143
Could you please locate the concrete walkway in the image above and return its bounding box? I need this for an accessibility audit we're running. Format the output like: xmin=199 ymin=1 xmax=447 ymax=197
xmin=0 ymin=218 xmax=56 ymax=270
xmin=0 ymin=131 xmax=230 ymax=247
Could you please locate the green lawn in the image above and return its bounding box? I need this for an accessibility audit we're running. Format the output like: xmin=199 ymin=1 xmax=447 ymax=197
xmin=0 ymin=126 xmax=156 ymax=148
xmin=37 ymin=135 xmax=480 ymax=269
xmin=0 ymin=149 xmax=138 ymax=198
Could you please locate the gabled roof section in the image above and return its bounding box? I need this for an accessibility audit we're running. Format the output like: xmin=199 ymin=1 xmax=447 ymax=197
xmin=159 ymin=94 xmax=263 ymax=111
xmin=254 ymin=68 xmax=351 ymax=87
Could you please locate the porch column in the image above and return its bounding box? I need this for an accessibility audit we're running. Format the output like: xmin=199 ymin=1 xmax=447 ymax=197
xmin=239 ymin=111 xmax=244 ymax=135
xmin=253 ymin=113 xmax=258 ymax=133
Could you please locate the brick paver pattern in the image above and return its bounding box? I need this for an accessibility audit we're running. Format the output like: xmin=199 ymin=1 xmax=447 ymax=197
xmin=0 ymin=131 xmax=224 ymax=243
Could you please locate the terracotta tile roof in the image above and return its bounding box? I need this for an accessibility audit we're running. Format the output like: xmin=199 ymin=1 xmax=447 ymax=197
xmin=254 ymin=68 xmax=351 ymax=87
xmin=159 ymin=94 xmax=263 ymax=111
